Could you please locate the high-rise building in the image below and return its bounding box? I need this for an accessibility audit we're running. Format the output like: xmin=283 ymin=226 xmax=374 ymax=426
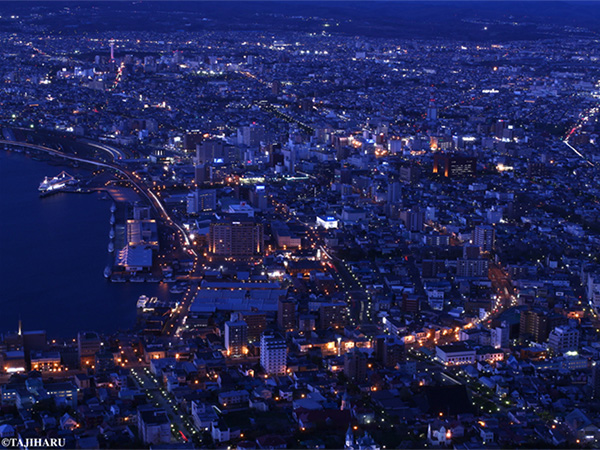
xmin=186 ymin=192 xmax=198 ymax=215
xmin=271 ymin=80 xmax=281 ymax=96
xmin=591 ymin=363 xmax=600 ymax=400
xmin=399 ymin=165 xmax=421 ymax=184
xmin=137 ymin=408 xmax=171 ymax=445
xmin=197 ymin=189 xmax=217 ymax=212
xmin=491 ymin=322 xmax=510 ymax=349
xmin=196 ymin=140 xmax=230 ymax=164
xmin=426 ymin=97 xmax=438 ymax=121
xmin=319 ymin=302 xmax=347 ymax=330
xmin=209 ymin=217 xmax=264 ymax=258
xmin=278 ymin=298 xmax=296 ymax=332
xmin=456 ymin=259 xmax=489 ymax=278
xmin=237 ymin=124 xmax=265 ymax=147
xmin=343 ymin=349 xmax=368 ymax=381
xmin=240 ymin=312 xmax=267 ymax=344
xmin=195 ymin=163 xmax=209 ymax=184
xmin=249 ymin=185 xmax=268 ymax=211
xmin=387 ymin=181 xmax=401 ymax=204
xmin=519 ymin=309 xmax=566 ymax=344
xmin=260 ymin=333 xmax=287 ymax=375
xmin=375 ymin=337 xmax=404 ymax=368
xmin=548 ymin=326 xmax=579 ymax=354
xmin=433 ymin=154 xmax=476 ymax=178
xmin=224 ymin=315 xmax=248 ymax=357
xmin=399 ymin=208 xmax=424 ymax=232
xmin=77 ymin=332 xmax=101 ymax=368
xmin=472 ymin=225 xmax=495 ymax=252
xmin=183 ymin=132 xmax=204 ymax=151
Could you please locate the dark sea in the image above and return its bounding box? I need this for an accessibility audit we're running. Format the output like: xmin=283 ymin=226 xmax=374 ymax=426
xmin=0 ymin=150 xmax=172 ymax=337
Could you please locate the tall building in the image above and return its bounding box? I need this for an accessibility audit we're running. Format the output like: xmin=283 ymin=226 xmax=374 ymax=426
xmin=592 ymin=363 xmax=600 ymax=400
xmin=278 ymin=298 xmax=296 ymax=332
xmin=271 ymin=80 xmax=281 ymax=96
xmin=183 ymin=132 xmax=204 ymax=151
xmin=237 ymin=124 xmax=265 ymax=147
xmin=195 ymin=163 xmax=209 ymax=184
xmin=387 ymin=181 xmax=401 ymax=204
xmin=241 ymin=312 xmax=267 ymax=344
xmin=399 ymin=208 xmax=424 ymax=232
xmin=433 ymin=154 xmax=476 ymax=178
xmin=260 ymin=333 xmax=287 ymax=375
xmin=519 ymin=309 xmax=565 ymax=344
xmin=319 ymin=302 xmax=347 ymax=330
xmin=77 ymin=332 xmax=101 ymax=368
xmin=491 ymin=322 xmax=510 ymax=349
xmin=249 ymin=185 xmax=268 ymax=211
xmin=209 ymin=216 xmax=264 ymax=258
xmin=196 ymin=140 xmax=230 ymax=164
xmin=186 ymin=192 xmax=198 ymax=215
xmin=137 ymin=408 xmax=171 ymax=445
xmin=399 ymin=164 xmax=421 ymax=184
xmin=548 ymin=326 xmax=579 ymax=354
xmin=472 ymin=225 xmax=495 ymax=252
xmin=224 ymin=315 xmax=248 ymax=357
xmin=456 ymin=258 xmax=489 ymax=278
xmin=343 ymin=349 xmax=368 ymax=381
xmin=426 ymin=98 xmax=438 ymax=121
xmin=197 ymin=189 xmax=217 ymax=212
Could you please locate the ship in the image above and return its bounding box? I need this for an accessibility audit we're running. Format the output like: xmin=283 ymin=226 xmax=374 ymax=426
xmin=38 ymin=171 xmax=78 ymax=194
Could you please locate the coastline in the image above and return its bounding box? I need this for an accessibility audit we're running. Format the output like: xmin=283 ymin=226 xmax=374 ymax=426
xmin=0 ymin=148 xmax=173 ymax=338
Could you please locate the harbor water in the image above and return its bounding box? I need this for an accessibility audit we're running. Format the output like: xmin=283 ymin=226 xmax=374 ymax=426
xmin=0 ymin=150 xmax=172 ymax=336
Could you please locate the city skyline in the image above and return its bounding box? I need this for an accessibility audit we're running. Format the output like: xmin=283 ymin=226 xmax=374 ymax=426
xmin=0 ymin=2 xmax=600 ymax=449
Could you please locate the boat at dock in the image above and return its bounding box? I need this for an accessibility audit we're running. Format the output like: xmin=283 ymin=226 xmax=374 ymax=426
xmin=38 ymin=171 xmax=78 ymax=194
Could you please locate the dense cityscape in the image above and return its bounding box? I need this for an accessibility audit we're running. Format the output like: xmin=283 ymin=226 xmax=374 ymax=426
xmin=1 ymin=2 xmax=600 ymax=449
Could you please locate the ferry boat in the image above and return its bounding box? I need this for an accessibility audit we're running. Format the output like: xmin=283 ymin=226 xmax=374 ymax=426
xmin=38 ymin=171 xmax=77 ymax=194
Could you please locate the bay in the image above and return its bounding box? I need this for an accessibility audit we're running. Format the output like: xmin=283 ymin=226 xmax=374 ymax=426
xmin=0 ymin=150 xmax=172 ymax=337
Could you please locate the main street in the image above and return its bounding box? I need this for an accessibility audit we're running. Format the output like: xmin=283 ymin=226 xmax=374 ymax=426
xmin=130 ymin=367 xmax=200 ymax=444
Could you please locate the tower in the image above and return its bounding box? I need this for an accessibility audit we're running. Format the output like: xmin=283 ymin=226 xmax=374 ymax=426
xmin=427 ymin=95 xmax=438 ymax=121
xmin=345 ymin=424 xmax=354 ymax=450
xmin=109 ymin=41 xmax=115 ymax=61
xmin=341 ymin=392 xmax=351 ymax=411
